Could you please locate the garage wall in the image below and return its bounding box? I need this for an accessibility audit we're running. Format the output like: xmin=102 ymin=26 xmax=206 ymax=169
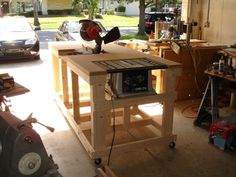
xmin=47 ymin=0 xmax=72 ymax=10
xmin=190 ymin=0 xmax=236 ymax=45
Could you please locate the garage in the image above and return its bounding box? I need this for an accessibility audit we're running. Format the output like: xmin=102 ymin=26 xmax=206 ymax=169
xmin=1 ymin=0 xmax=236 ymax=177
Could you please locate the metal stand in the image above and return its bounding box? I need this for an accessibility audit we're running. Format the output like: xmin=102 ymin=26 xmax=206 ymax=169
xmin=194 ymin=76 xmax=220 ymax=126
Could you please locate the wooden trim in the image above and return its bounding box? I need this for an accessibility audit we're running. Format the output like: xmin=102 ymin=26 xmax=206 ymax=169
xmin=61 ymin=60 xmax=69 ymax=104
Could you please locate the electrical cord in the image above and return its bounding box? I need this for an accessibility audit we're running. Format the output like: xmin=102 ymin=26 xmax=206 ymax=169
xmin=107 ymin=92 xmax=116 ymax=166
xmin=185 ymin=42 xmax=206 ymax=95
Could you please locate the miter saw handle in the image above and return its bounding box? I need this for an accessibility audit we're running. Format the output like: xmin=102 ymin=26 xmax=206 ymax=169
xmin=103 ymin=27 xmax=120 ymax=44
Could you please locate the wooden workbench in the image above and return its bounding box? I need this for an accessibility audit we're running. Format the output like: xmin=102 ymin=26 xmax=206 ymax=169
xmin=158 ymin=43 xmax=225 ymax=100
xmin=49 ymin=42 xmax=182 ymax=164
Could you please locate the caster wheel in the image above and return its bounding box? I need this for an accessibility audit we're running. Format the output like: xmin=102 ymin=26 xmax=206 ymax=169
xmin=94 ymin=158 xmax=102 ymax=165
xmin=229 ymin=146 xmax=235 ymax=151
xmin=169 ymin=142 xmax=176 ymax=149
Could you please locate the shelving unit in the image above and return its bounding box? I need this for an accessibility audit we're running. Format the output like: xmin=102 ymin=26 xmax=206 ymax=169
xmin=49 ymin=42 xmax=182 ymax=164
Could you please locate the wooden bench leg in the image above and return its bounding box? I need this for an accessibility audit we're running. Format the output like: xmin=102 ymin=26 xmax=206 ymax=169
xmin=71 ymin=70 xmax=80 ymax=123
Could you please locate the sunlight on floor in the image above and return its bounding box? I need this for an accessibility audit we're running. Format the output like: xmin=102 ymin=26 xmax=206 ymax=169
xmin=138 ymin=102 xmax=163 ymax=116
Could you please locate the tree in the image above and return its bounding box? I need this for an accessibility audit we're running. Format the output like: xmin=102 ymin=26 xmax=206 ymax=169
xmin=115 ymin=0 xmax=180 ymax=35
xmin=84 ymin=0 xmax=99 ymax=20
xmin=72 ymin=0 xmax=83 ymax=15
xmin=72 ymin=0 xmax=98 ymax=19
xmin=32 ymin=0 xmax=40 ymax=30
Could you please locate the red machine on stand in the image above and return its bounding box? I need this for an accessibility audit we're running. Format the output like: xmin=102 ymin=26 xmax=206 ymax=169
xmin=209 ymin=120 xmax=236 ymax=151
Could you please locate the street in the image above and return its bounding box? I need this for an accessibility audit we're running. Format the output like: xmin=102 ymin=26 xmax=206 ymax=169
xmin=37 ymin=27 xmax=138 ymax=49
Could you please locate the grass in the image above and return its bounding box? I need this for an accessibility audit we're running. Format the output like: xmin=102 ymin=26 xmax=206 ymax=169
xmin=120 ymin=34 xmax=149 ymax=40
xmin=28 ymin=15 xmax=139 ymax=30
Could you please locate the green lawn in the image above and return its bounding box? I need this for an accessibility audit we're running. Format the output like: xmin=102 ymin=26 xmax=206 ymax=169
xmin=28 ymin=15 xmax=139 ymax=30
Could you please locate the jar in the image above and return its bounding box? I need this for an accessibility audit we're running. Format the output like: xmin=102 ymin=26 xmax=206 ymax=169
xmin=212 ymin=62 xmax=219 ymax=73
xmin=218 ymin=58 xmax=225 ymax=74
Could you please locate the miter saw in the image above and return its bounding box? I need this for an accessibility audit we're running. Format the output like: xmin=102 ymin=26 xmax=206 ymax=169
xmin=0 ymin=111 xmax=62 ymax=177
xmin=78 ymin=19 xmax=120 ymax=54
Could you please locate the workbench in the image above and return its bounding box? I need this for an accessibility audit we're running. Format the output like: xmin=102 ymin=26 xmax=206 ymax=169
xmin=49 ymin=42 xmax=182 ymax=164
xmin=194 ymin=70 xmax=236 ymax=126
xmin=158 ymin=43 xmax=225 ymax=100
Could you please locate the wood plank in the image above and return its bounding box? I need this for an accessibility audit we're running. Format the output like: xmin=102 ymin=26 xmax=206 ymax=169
xmin=90 ymin=82 xmax=108 ymax=150
xmin=0 ymin=82 xmax=29 ymax=97
xmin=61 ymin=60 xmax=69 ymax=104
xmin=71 ymin=70 xmax=80 ymax=123
xmin=54 ymin=94 xmax=95 ymax=157
xmin=161 ymin=69 xmax=176 ymax=136
xmin=123 ymin=107 xmax=130 ymax=130
xmin=51 ymin=53 xmax=60 ymax=92
xmin=95 ymin=166 xmax=117 ymax=177
xmin=93 ymin=135 xmax=177 ymax=157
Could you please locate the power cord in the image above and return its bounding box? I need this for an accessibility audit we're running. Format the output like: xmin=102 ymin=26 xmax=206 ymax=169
xmin=185 ymin=42 xmax=207 ymax=95
xmin=107 ymin=95 xmax=116 ymax=166
xmin=106 ymin=78 xmax=116 ymax=166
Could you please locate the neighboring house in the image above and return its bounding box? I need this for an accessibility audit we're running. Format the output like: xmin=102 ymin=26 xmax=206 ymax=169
xmin=99 ymin=0 xmax=141 ymax=16
xmin=0 ymin=0 xmax=72 ymax=15
xmin=98 ymin=0 xmax=156 ymax=16
xmin=0 ymin=0 xmax=151 ymax=16
xmin=41 ymin=0 xmax=72 ymax=15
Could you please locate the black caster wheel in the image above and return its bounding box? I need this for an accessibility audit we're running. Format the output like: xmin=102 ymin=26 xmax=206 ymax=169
xmin=169 ymin=142 xmax=176 ymax=149
xmin=94 ymin=158 xmax=102 ymax=165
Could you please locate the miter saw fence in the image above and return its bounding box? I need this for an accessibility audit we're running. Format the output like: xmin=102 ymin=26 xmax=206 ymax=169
xmin=0 ymin=111 xmax=62 ymax=177
xmin=79 ymin=19 xmax=120 ymax=54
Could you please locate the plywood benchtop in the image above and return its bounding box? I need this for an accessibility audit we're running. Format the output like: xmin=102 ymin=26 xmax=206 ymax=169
xmin=56 ymin=43 xmax=182 ymax=77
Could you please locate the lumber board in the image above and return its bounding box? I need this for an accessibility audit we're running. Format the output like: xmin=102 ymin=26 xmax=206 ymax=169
xmin=0 ymin=82 xmax=29 ymax=97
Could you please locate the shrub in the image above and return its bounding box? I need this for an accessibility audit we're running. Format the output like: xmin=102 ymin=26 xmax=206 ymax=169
xmin=117 ymin=5 xmax=126 ymax=12
xmin=95 ymin=14 xmax=103 ymax=19
xmin=47 ymin=9 xmax=72 ymax=15
xmin=83 ymin=9 xmax=89 ymax=15
xmin=106 ymin=9 xmax=114 ymax=15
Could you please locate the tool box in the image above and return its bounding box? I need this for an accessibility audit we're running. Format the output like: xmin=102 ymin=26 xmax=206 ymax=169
xmin=0 ymin=73 xmax=14 ymax=91
xmin=209 ymin=120 xmax=236 ymax=150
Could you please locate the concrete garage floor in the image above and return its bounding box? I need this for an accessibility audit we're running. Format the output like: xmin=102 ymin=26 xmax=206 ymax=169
xmin=1 ymin=48 xmax=236 ymax=177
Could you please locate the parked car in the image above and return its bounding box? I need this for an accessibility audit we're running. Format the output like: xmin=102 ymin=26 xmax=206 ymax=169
xmin=55 ymin=20 xmax=107 ymax=42
xmin=0 ymin=17 xmax=40 ymax=60
xmin=144 ymin=12 xmax=174 ymax=34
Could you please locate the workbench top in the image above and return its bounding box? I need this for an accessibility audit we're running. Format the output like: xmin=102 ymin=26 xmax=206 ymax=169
xmin=49 ymin=42 xmax=182 ymax=77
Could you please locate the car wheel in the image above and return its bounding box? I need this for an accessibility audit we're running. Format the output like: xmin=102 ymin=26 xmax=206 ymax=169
xmin=34 ymin=54 xmax=40 ymax=60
